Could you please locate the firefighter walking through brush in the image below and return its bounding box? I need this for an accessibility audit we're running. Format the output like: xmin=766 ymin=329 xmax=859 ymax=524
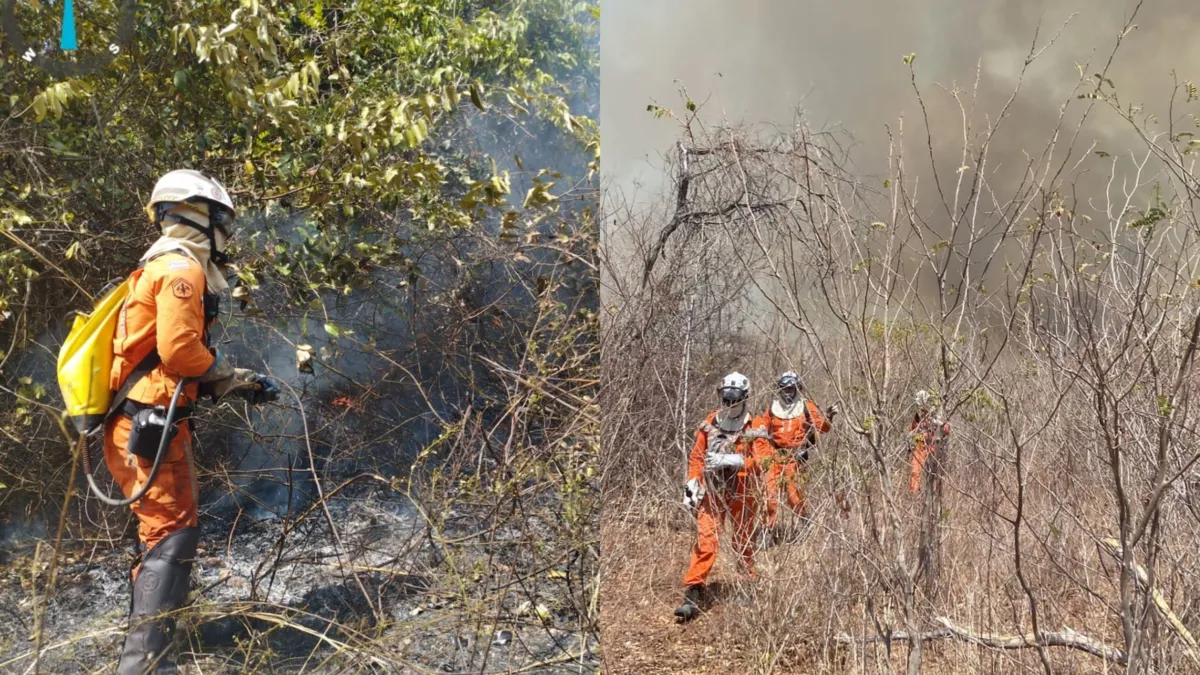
xmin=107 ymin=170 xmax=278 ymax=674
xmin=674 ymin=372 xmax=772 ymax=622
xmin=761 ymin=371 xmax=837 ymax=542
xmin=908 ymin=390 xmax=949 ymax=494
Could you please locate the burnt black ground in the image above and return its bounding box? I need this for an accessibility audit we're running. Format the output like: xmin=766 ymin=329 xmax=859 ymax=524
xmin=0 ymin=492 xmax=598 ymax=674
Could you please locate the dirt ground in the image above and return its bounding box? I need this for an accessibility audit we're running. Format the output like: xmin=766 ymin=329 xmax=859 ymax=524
xmin=598 ymin=512 xmax=1121 ymax=675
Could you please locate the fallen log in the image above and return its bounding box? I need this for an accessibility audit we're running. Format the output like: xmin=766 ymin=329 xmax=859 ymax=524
xmin=1100 ymin=537 xmax=1200 ymax=669
xmin=836 ymin=617 xmax=1126 ymax=665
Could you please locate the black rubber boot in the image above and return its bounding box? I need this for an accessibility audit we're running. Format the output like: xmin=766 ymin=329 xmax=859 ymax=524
xmin=674 ymin=584 xmax=704 ymax=622
xmin=117 ymin=527 xmax=199 ymax=675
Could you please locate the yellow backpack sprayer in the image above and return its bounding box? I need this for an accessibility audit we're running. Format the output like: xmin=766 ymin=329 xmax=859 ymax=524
xmin=57 ymin=275 xmax=191 ymax=507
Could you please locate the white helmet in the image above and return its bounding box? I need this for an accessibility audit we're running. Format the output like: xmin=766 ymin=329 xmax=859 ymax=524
xmin=915 ymin=389 xmax=931 ymax=407
xmin=147 ymin=169 xmax=235 ymax=219
xmin=777 ymin=371 xmax=801 ymax=390
xmin=718 ymin=371 xmax=750 ymax=404
xmin=145 ymin=169 xmax=237 ymax=263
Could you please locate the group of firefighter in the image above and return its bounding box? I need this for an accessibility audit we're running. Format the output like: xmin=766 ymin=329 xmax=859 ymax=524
xmin=674 ymin=371 xmax=950 ymax=622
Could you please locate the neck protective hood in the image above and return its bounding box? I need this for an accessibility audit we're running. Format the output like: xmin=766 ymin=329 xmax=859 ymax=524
xmin=141 ymin=204 xmax=230 ymax=292
xmin=716 ymin=403 xmax=748 ymax=430
xmin=771 ymin=398 xmax=806 ymax=420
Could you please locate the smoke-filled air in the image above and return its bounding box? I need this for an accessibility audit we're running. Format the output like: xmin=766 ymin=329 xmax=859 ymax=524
xmin=601 ymin=0 xmax=1200 ymax=672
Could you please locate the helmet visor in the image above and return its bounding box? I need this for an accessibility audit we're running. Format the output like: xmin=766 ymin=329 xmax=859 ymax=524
xmin=206 ymin=201 xmax=236 ymax=236
xmin=718 ymin=386 xmax=747 ymax=405
xmin=178 ymin=198 xmax=234 ymax=235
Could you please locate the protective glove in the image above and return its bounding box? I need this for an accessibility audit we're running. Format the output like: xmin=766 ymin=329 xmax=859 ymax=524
xmin=826 ymin=403 xmax=840 ymax=420
xmin=684 ymin=478 xmax=705 ymax=509
xmin=199 ymin=347 xmax=235 ymax=385
xmin=199 ymin=349 xmax=279 ymax=405
xmin=242 ymin=375 xmax=280 ymax=405
xmin=704 ymin=452 xmax=745 ymax=472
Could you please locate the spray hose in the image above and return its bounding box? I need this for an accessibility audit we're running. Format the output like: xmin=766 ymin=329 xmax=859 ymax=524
xmin=80 ymin=378 xmax=192 ymax=507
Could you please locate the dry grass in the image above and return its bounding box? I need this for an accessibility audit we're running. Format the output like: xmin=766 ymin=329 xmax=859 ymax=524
xmin=600 ymin=436 xmax=1166 ymax=674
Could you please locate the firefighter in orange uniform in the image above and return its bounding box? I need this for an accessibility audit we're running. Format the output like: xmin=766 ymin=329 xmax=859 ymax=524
xmin=908 ymin=389 xmax=949 ymax=493
xmin=762 ymin=371 xmax=837 ymax=536
xmin=107 ymin=170 xmax=279 ymax=674
xmin=674 ymin=372 xmax=772 ymax=622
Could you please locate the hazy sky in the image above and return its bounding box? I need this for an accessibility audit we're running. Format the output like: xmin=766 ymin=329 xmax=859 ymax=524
xmin=602 ymin=0 xmax=1200 ymax=205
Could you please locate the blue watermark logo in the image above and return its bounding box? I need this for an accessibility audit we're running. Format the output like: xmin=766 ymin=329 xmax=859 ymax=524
xmin=1 ymin=0 xmax=138 ymax=76
xmin=60 ymin=0 xmax=76 ymax=51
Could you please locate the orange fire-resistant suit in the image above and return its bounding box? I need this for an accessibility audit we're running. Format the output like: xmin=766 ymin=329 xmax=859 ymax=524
xmin=763 ymin=399 xmax=830 ymax=526
xmin=104 ymin=252 xmax=215 ymax=555
xmin=682 ymin=411 xmax=773 ymax=588
xmin=909 ymin=412 xmax=950 ymax=493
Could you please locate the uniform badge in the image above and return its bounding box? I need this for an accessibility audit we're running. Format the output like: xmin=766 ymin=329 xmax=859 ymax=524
xmin=171 ymin=278 xmax=195 ymax=299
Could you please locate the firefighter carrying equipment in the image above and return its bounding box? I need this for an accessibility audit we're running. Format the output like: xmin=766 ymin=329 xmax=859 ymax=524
xmin=695 ymin=411 xmax=770 ymax=482
xmin=909 ymin=411 xmax=950 ymax=493
xmin=683 ymin=410 xmax=772 ymax=589
xmin=55 ymin=275 xmax=218 ymax=441
xmin=61 ymin=169 xmax=234 ymax=437
xmin=763 ymin=392 xmax=833 ymax=527
xmin=57 ymin=265 xmax=203 ymax=507
xmin=61 ymin=256 xmax=213 ymax=508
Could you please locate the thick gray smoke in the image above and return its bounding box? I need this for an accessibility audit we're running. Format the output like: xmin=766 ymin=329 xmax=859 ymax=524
xmin=603 ymin=0 xmax=1196 ymax=202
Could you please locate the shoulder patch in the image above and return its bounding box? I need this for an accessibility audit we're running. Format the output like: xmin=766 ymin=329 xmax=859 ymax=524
xmin=171 ymin=278 xmax=195 ymax=299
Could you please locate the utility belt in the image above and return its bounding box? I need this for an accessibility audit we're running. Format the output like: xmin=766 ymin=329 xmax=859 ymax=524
xmin=121 ymin=398 xmax=195 ymax=422
xmin=120 ymin=398 xmax=194 ymax=461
